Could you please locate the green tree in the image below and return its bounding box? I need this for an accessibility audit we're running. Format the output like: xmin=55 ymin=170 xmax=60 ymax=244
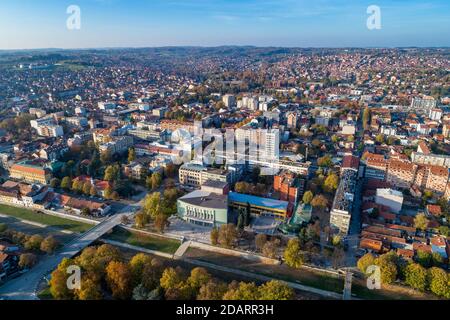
xmin=416 ymin=250 xmax=432 ymax=268
xmin=404 ymin=263 xmax=427 ymax=291
xmin=323 ymin=173 xmax=339 ymax=193
xmin=414 ymin=213 xmax=429 ymax=231
xmin=61 ymin=176 xmax=72 ymax=190
xmin=427 ymin=267 xmax=450 ymax=298
xmin=128 ymin=147 xmax=136 ymax=163
xmin=160 ymin=267 xmax=185 ymax=291
xmin=223 ymin=281 xmax=260 ymax=300
xmin=375 ymin=252 xmax=398 ymax=285
xmin=302 ymin=191 xmax=314 ymax=204
xmin=50 ymin=178 xmax=60 ymax=188
xmin=375 ymin=134 xmax=385 ymax=144
xmin=104 ymin=165 xmax=120 ymax=182
xmin=283 ymin=238 xmax=304 ymax=269
xmin=148 ymin=172 xmax=162 ymax=191
xmin=258 ymin=280 xmax=295 ymax=300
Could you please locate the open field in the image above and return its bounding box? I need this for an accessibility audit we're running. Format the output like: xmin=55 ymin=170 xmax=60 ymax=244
xmin=103 ymin=227 xmax=181 ymax=254
xmin=0 ymin=204 xmax=94 ymax=233
xmin=184 ymin=247 xmax=440 ymax=300
xmin=185 ymin=247 xmax=345 ymax=294
xmin=0 ymin=215 xmax=77 ymax=243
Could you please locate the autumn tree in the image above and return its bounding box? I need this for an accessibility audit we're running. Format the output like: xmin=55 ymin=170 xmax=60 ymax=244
xmin=258 ymin=280 xmax=295 ymax=300
xmin=262 ymin=239 xmax=280 ymax=259
xmin=40 ymin=236 xmax=59 ymax=254
xmin=283 ymin=238 xmax=304 ymax=269
xmin=106 ymin=261 xmax=133 ymax=300
xmin=223 ymin=281 xmax=260 ymax=300
xmin=61 ymin=176 xmax=72 ymax=191
xmin=129 ymin=253 xmax=154 ymax=285
xmin=357 ymin=253 xmax=376 ymax=273
xmin=375 ymin=251 xmax=398 ymax=285
xmin=311 ymin=194 xmax=328 ymax=209
xmin=197 ymin=279 xmax=228 ymax=300
xmin=24 ymin=234 xmax=44 ymax=251
xmin=210 ymin=227 xmax=219 ymax=245
xmin=218 ymin=224 xmax=238 ymax=248
xmin=255 ymin=234 xmax=267 ymax=252
xmin=323 ymin=173 xmax=339 ymax=193
xmin=49 ymin=258 xmax=76 ymax=300
xmin=302 ymin=191 xmax=314 ymax=204
xmin=187 ymin=267 xmax=212 ymax=293
xmin=75 ymin=277 xmax=103 ymax=300
xmin=128 ymin=147 xmax=136 ymax=163
xmin=18 ymin=253 xmax=37 ymax=269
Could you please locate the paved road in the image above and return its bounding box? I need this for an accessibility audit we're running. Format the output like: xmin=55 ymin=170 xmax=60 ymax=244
xmin=0 ymin=204 xmax=138 ymax=300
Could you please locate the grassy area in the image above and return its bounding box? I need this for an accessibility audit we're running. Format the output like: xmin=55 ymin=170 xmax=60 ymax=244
xmin=185 ymin=248 xmax=344 ymax=294
xmin=352 ymin=278 xmax=436 ymax=300
xmin=37 ymin=287 xmax=53 ymax=300
xmin=0 ymin=204 xmax=94 ymax=233
xmin=104 ymin=227 xmax=181 ymax=254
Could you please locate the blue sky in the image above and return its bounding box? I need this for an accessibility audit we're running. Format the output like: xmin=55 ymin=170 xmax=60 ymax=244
xmin=0 ymin=0 xmax=449 ymax=49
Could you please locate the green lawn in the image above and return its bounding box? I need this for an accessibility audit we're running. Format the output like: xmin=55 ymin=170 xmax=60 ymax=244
xmin=105 ymin=227 xmax=181 ymax=254
xmin=0 ymin=204 xmax=94 ymax=233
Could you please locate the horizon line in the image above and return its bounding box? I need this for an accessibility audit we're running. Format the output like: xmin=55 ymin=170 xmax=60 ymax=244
xmin=1 ymin=45 xmax=450 ymax=52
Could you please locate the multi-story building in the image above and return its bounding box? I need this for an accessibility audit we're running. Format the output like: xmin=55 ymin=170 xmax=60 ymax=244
xmin=429 ymin=108 xmax=443 ymax=121
xmin=274 ymin=171 xmax=302 ymax=204
xmin=99 ymin=136 xmax=133 ymax=155
xmin=222 ymin=94 xmax=236 ymax=108
xmin=411 ymin=152 xmax=450 ymax=168
xmin=329 ymin=168 xmax=358 ymax=234
xmin=414 ymin=165 xmax=449 ymax=195
xmin=386 ymin=160 xmax=417 ymax=189
xmin=179 ymin=162 xmax=233 ymax=187
xmin=443 ymin=124 xmax=450 ymax=138
xmin=365 ymin=155 xmax=388 ymax=180
xmin=286 ymin=112 xmax=298 ymax=129
xmin=228 ymin=192 xmax=291 ymax=221
xmin=410 ymin=96 xmax=436 ymax=111
xmin=36 ymin=125 xmax=64 ymax=137
xmin=9 ymin=160 xmax=52 ymax=185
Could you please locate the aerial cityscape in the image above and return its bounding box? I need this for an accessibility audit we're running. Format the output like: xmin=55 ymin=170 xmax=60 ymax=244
xmin=0 ymin=0 xmax=449 ymax=310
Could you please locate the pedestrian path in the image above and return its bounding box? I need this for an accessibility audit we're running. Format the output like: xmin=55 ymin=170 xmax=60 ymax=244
xmin=174 ymin=240 xmax=191 ymax=258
